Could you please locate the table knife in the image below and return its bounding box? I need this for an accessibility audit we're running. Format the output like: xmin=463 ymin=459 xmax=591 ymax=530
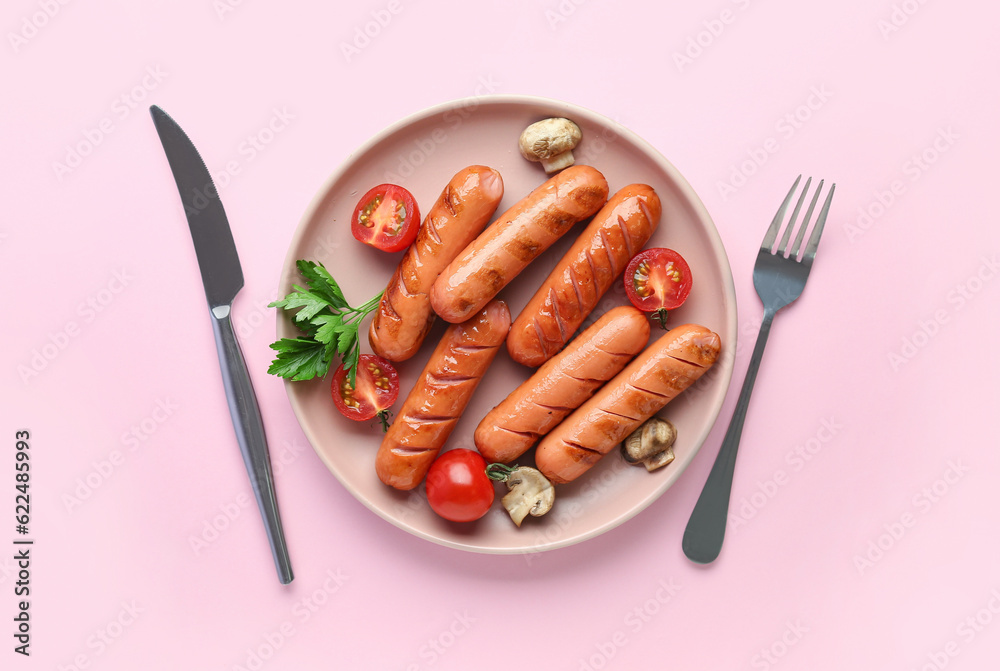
xmin=149 ymin=105 xmax=293 ymax=585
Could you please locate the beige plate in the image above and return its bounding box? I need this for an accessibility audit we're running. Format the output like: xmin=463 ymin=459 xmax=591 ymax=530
xmin=277 ymin=95 xmax=737 ymax=554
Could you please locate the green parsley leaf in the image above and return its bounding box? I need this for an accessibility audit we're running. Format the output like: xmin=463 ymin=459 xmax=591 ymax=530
xmin=268 ymin=286 xmax=334 ymax=325
xmin=267 ymin=338 xmax=329 ymax=381
xmin=311 ymin=313 xmax=344 ymax=345
xmin=267 ymin=260 xmax=383 ymax=383
xmin=340 ymin=337 xmax=360 ymax=385
xmin=336 ymin=323 xmax=360 ymax=386
xmin=296 ymin=260 xmax=349 ymax=310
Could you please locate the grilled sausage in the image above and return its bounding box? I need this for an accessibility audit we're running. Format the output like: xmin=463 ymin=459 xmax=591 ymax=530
xmin=535 ymin=323 xmax=721 ymax=484
xmin=369 ymin=166 xmax=504 ymax=362
xmin=375 ymin=300 xmax=511 ymax=490
xmin=475 ymin=305 xmax=649 ymax=464
xmin=506 ymin=184 xmax=661 ymax=367
xmin=430 ymin=165 xmax=609 ymax=324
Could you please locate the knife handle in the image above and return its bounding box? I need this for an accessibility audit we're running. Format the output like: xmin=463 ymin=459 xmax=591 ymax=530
xmin=210 ymin=305 xmax=294 ymax=585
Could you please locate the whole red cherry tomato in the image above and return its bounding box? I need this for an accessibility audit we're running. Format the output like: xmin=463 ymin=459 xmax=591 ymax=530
xmin=331 ymin=354 xmax=399 ymax=430
xmin=351 ymin=184 xmax=420 ymax=252
xmin=425 ymin=449 xmax=495 ymax=523
xmin=624 ymin=248 xmax=693 ymax=328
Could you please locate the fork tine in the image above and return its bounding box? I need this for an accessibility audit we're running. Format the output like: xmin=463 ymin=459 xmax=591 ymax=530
xmin=802 ymin=183 xmax=836 ymax=263
xmin=777 ymin=176 xmax=811 ymax=255
xmin=790 ymin=179 xmax=824 ymax=259
xmin=760 ymin=175 xmax=801 ymax=252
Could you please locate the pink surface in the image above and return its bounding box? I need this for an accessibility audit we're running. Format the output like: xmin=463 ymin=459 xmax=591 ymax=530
xmin=3 ymin=1 xmax=999 ymax=669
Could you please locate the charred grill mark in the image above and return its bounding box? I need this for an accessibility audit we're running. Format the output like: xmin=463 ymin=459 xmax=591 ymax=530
xmin=564 ymin=440 xmax=602 ymax=456
xmin=537 ymin=206 xmax=577 ymax=236
xmin=627 ymin=383 xmax=669 ymax=400
xmin=405 ymin=414 xmax=458 ymax=425
xmin=567 ymin=266 xmax=587 ymax=315
xmin=617 ymin=214 xmax=636 ymax=257
xmin=549 ymin=287 xmax=568 ymax=343
xmin=599 ymin=228 xmax=620 ymax=277
xmin=507 ymin=236 xmax=541 ymax=263
xmin=572 ymin=185 xmax=607 ymax=209
xmin=532 ymin=316 xmax=546 ymax=349
xmin=407 ymin=242 xmax=423 ymax=269
xmin=424 ymin=214 xmax=443 ymax=245
xmin=565 ymin=373 xmax=603 ymax=385
xmin=534 ymin=403 xmax=574 ymax=413
xmin=441 ymin=185 xmax=457 ymax=217
xmin=479 ymin=265 xmax=506 ymax=293
xmin=396 ymin=274 xmax=417 ymax=298
xmin=584 ymin=249 xmax=600 ymax=284
xmin=382 ymin=290 xmax=401 ymax=320
xmin=667 ymin=354 xmax=705 ymax=368
xmin=425 ymin=372 xmax=478 ymax=386
xmin=602 ymin=407 xmax=640 ymax=422
xmin=390 ymin=446 xmax=434 ymax=456
xmin=498 ymin=426 xmax=539 ymax=440
xmin=592 ymin=343 xmax=635 ymax=359
xmin=452 ymin=344 xmax=494 ymax=354
xmin=637 ymin=197 xmax=654 ymax=231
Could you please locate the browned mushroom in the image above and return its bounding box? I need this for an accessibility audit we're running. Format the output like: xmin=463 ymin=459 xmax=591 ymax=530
xmin=500 ymin=466 xmax=555 ymax=526
xmin=622 ymin=417 xmax=677 ymax=472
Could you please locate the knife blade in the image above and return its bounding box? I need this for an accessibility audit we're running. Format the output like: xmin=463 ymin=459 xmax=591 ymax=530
xmin=150 ymin=105 xmax=293 ymax=585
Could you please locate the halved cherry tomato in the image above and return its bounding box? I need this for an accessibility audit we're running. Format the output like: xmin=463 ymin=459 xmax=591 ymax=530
xmin=331 ymin=354 xmax=399 ymax=430
xmin=425 ymin=449 xmax=495 ymax=523
xmin=625 ymin=248 xmax=693 ymax=329
xmin=351 ymin=184 xmax=420 ymax=252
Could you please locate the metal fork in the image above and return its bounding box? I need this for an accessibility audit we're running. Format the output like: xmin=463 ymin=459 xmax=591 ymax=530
xmin=682 ymin=176 xmax=835 ymax=564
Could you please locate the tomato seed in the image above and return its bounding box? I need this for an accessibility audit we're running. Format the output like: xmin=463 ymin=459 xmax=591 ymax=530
xmin=633 ymin=260 xmax=654 ymax=298
xmin=359 ymin=195 xmax=383 ymax=228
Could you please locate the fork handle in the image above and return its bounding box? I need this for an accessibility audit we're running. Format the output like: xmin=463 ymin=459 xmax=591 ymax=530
xmin=682 ymin=306 xmax=776 ymax=564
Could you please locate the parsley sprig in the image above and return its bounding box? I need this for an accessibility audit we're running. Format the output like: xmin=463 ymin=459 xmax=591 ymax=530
xmin=267 ymin=260 xmax=383 ymax=385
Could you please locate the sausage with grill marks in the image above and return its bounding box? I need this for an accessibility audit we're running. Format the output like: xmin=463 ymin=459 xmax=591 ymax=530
xmin=506 ymin=184 xmax=661 ymax=367
xmin=535 ymin=323 xmax=721 ymax=484
xmin=475 ymin=305 xmax=649 ymax=464
xmin=375 ymin=300 xmax=511 ymax=491
xmin=430 ymin=165 xmax=609 ymax=324
xmin=369 ymin=166 xmax=504 ymax=362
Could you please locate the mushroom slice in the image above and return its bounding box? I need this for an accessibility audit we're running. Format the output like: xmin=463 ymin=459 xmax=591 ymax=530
xmin=518 ymin=118 xmax=583 ymax=173
xmin=622 ymin=417 xmax=677 ymax=472
xmin=501 ymin=466 xmax=555 ymax=527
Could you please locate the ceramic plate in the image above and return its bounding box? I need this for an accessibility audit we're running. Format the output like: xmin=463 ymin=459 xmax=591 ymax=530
xmin=277 ymin=95 xmax=737 ymax=554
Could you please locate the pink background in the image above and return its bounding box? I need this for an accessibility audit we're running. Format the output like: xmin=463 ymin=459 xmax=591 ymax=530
xmin=4 ymin=1 xmax=999 ymax=669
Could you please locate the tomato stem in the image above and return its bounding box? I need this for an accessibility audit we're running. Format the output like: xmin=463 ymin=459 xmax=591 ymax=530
xmin=375 ymin=409 xmax=392 ymax=433
xmin=652 ymin=308 xmax=670 ymax=330
xmin=485 ymin=463 xmax=517 ymax=482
